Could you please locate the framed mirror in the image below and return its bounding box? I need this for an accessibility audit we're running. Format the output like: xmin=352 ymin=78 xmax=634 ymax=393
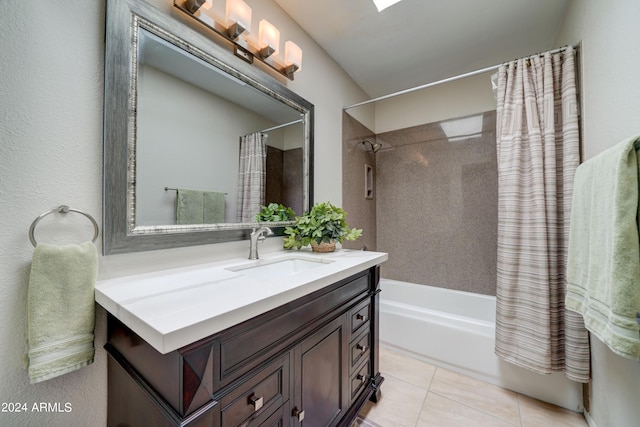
xmin=103 ymin=0 xmax=314 ymax=254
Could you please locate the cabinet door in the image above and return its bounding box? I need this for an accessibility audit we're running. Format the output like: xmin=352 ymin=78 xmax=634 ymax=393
xmin=291 ymin=316 xmax=348 ymax=427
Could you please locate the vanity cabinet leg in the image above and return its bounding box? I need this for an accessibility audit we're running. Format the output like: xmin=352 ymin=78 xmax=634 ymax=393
xmin=369 ymin=266 xmax=384 ymax=404
xmin=368 ymin=373 xmax=384 ymax=403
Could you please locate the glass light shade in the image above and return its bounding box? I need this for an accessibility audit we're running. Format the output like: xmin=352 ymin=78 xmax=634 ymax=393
xmin=258 ymin=19 xmax=280 ymax=55
xmin=226 ymin=0 xmax=251 ymax=32
xmin=284 ymin=41 xmax=302 ymax=71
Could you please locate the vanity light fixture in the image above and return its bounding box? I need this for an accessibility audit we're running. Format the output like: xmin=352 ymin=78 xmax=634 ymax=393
xmin=173 ymin=0 xmax=303 ymax=80
xmin=257 ymin=19 xmax=279 ymax=59
xmin=284 ymin=40 xmax=302 ymax=77
xmin=225 ymin=0 xmax=251 ymax=39
xmin=185 ymin=0 xmax=209 ymax=13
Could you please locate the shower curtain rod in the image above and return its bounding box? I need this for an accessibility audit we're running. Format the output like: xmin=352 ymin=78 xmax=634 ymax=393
xmin=343 ymin=45 xmax=575 ymax=110
xmin=260 ymin=118 xmax=304 ymax=134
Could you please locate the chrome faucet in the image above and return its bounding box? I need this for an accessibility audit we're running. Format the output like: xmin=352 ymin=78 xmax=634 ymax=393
xmin=248 ymin=227 xmax=274 ymax=260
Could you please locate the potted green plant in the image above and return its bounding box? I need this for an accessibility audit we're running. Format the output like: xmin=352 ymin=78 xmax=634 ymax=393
xmin=283 ymin=202 xmax=362 ymax=252
xmin=256 ymin=203 xmax=296 ymax=222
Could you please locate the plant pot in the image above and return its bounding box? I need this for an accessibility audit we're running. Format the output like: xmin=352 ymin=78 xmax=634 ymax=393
xmin=311 ymin=240 xmax=336 ymax=253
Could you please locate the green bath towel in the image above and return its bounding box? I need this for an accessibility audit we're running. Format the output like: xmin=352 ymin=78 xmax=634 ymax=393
xmin=27 ymin=241 xmax=98 ymax=383
xmin=566 ymin=135 xmax=640 ymax=359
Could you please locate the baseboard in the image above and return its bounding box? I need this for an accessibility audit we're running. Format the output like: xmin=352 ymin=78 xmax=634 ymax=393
xmin=584 ymin=411 xmax=597 ymax=427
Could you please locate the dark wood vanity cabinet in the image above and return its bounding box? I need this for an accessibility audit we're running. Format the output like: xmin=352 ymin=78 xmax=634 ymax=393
xmin=105 ymin=265 xmax=383 ymax=427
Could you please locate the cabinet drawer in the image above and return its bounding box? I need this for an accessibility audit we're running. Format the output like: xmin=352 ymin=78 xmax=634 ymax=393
xmin=349 ymin=329 xmax=370 ymax=374
xmin=350 ymin=360 xmax=370 ymax=401
xmin=349 ymin=299 xmax=371 ymax=335
xmin=220 ymin=354 xmax=290 ymax=427
xmin=261 ymin=402 xmax=290 ymax=427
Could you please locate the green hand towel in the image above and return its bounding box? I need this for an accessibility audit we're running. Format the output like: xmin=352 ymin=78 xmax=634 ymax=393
xmin=203 ymin=191 xmax=225 ymax=223
xmin=566 ymin=135 xmax=640 ymax=360
xmin=27 ymin=241 xmax=98 ymax=383
xmin=176 ymin=188 xmax=204 ymax=224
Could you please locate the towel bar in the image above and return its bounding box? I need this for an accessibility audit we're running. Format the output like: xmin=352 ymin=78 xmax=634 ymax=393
xmin=164 ymin=186 xmax=228 ymax=195
xmin=29 ymin=205 xmax=99 ymax=247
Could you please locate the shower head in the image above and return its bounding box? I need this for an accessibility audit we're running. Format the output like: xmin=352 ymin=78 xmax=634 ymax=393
xmin=362 ymin=140 xmax=382 ymax=153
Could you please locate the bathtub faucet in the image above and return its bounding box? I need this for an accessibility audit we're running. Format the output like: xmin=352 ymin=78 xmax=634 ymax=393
xmin=248 ymin=227 xmax=274 ymax=260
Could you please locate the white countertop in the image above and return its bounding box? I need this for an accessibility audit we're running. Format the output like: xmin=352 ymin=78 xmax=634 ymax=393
xmin=95 ymin=249 xmax=387 ymax=354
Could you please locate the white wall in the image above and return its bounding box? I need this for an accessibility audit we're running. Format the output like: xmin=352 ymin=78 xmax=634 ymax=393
xmin=555 ymin=1 xmax=640 ymax=426
xmin=373 ymin=71 xmax=497 ymax=134
xmin=0 ymin=0 xmax=369 ymax=425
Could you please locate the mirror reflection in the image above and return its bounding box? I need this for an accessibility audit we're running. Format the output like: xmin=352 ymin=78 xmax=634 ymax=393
xmin=135 ymin=29 xmax=305 ymax=226
xmin=102 ymin=0 xmax=313 ymax=254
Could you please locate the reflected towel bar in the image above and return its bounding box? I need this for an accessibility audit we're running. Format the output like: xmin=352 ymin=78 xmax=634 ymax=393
xmin=164 ymin=187 xmax=228 ymax=195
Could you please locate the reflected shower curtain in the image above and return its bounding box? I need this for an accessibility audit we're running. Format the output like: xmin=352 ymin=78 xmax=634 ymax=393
xmin=495 ymin=47 xmax=590 ymax=382
xmin=237 ymin=132 xmax=266 ymax=222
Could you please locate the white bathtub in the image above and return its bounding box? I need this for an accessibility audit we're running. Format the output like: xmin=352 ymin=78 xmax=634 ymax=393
xmin=379 ymin=279 xmax=583 ymax=411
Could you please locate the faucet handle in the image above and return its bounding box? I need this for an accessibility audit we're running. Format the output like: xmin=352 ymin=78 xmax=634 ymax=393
xmin=258 ymin=226 xmax=274 ymax=237
xmin=259 ymin=227 xmax=274 ymax=242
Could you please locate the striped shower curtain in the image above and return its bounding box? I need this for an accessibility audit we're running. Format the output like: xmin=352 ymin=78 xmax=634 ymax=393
xmin=494 ymin=47 xmax=590 ymax=383
xmin=237 ymin=132 xmax=266 ymax=222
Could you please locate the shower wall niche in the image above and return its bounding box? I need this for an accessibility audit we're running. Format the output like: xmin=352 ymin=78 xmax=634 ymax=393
xmin=343 ymin=110 xmax=498 ymax=296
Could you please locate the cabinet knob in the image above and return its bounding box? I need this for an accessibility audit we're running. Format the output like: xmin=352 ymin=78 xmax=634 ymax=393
xmin=357 ymin=374 xmax=366 ymax=383
xmin=356 ymin=343 xmax=368 ymax=353
xmin=356 ymin=313 xmax=367 ymax=321
xmin=249 ymin=394 xmax=263 ymax=412
xmin=292 ymin=407 xmax=305 ymax=421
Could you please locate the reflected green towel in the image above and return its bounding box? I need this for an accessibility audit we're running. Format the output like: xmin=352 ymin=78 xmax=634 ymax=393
xmin=566 ymin=135 xmax=640 ymax=359
xmin=176 ymin=188 xmax=204 ymax=224
xmin=177 ymin=188 xmax=225 ymax=224
xmin=27 ymin=242 xmax=98 ymax=383
xmin=203 ymin=191 xmax=225 ymax=223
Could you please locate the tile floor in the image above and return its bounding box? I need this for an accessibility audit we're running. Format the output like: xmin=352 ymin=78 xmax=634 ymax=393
xmin=356 ymin=347 xmax=588 ymax=427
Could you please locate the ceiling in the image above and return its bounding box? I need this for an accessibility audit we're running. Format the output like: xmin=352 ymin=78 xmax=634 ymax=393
xmin=274 ymin=0 xmax=571 ymax=98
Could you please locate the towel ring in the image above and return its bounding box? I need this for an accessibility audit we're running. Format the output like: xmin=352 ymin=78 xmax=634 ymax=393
xmin=29 ymin=205 xmax=99 ymax=247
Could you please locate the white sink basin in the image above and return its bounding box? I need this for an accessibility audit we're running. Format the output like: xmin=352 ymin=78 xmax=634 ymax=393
xmin=227 ymin=256 xmax=333 ymax=280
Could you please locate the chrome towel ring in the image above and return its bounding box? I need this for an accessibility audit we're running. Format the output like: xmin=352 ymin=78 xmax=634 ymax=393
xmin=29 ymin=205 xmax=99 ymax=247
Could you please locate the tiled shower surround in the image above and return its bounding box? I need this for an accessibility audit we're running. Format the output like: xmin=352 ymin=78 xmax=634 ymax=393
xmin=343 ymin=111 xmax=498 ymax=296
xmin=266 ymin=146 xmax=304 ymax=216
xmin=342 ymin=113 xmax=377 ymax=253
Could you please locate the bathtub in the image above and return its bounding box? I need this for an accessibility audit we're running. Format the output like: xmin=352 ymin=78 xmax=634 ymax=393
xmin=379 ymin=279 xmax=583 ymax=412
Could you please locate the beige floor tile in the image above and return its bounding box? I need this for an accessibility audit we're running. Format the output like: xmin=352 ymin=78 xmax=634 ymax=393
xmin=417 ymin=393 xmax=518 ymax=427
xmin=380 ymin=347 xmax=437 ymax=389
xmin=519 ymin=394 xmax=587 ymax=427
xmin=359 ymin=375 xmax=428 ymax=427
xmin=429 ymin=368 xmax=520 ymax=425
xmin=360 ymin=350 xmax=586 ymax=427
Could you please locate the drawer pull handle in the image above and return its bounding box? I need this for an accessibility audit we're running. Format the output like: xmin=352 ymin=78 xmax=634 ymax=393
xmin=356 ymin=344 xmax=368 ymax=353
xmin=249 ymin=394 xmax=263 ymax=412
xmin=356 ymin=313 xmax=367 ymax=321
xmin=357 ymin=374 xmax=366 ymax=383
xmin=292 ymin=407 xmax=305 ymax=421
